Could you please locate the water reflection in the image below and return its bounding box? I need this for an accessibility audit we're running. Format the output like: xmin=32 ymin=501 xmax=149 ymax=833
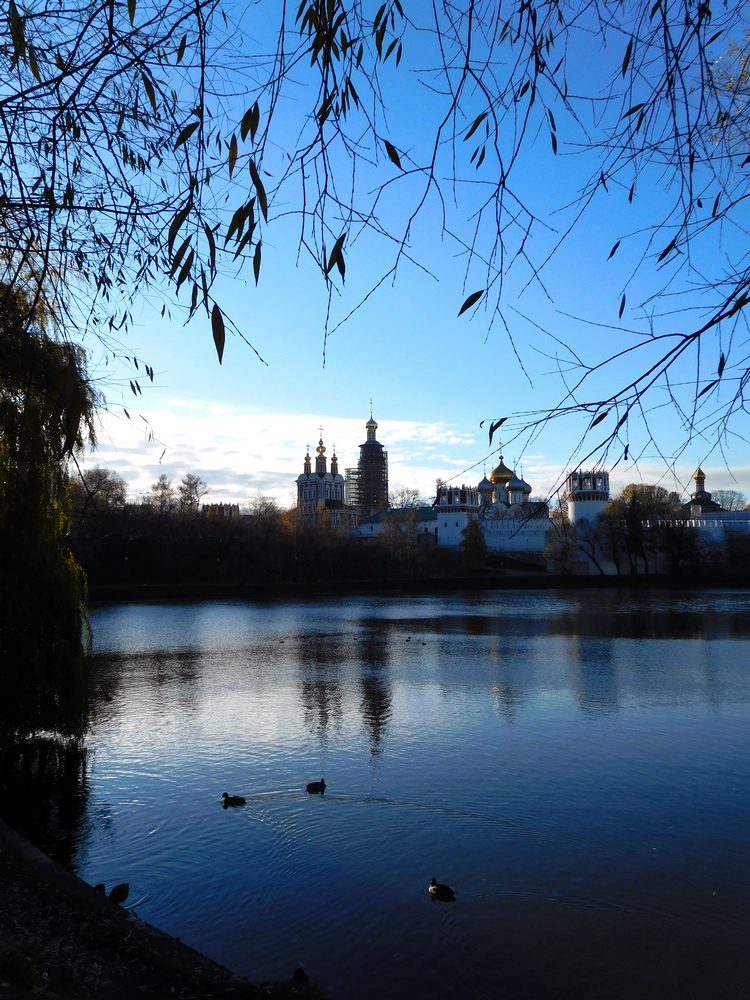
xmin=297 ymin=633 xmax=345 ymax=736
xmin=568 ymin=637 xmax=620 ymax=716
xmin=4 ymin=589 xmax=750 ymax=1000
xmin=358 ymin=634 xmax=392 ymax=755
xmin=0 ymin=660 xmax=90 ymax=868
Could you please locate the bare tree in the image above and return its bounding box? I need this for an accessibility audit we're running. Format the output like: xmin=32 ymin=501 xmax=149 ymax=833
xmin=178 ymin=473 xmax=210 ymax=513
xmin=712 ymin=490 xmax=748 ymax=512
xmin=389 ymin=487 xmax=427 ymax=509
xmin=249 ymin=493 xmax=281 ymax=520
xmin=147 ymin=474 xmax=176 ymax=516
xmin=69 ymin=466 xmax=127 ymax=521
xmin=2 ymin=0 xmax=750 ymax=463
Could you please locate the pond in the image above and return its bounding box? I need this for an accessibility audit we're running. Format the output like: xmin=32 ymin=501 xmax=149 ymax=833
xmin=70 ymin=591 xmax=750 ymax=997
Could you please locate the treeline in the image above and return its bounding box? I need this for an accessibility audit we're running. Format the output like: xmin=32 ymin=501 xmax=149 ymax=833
xmin=546 ymin=483 xmax=750 ymax=576
xmin=69 ymin=493 xmax=463 ymax=596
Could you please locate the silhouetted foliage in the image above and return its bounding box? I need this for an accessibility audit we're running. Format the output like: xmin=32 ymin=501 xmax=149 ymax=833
xmin=461 ymin=515 xmax=488 ymax=571
xmin=1 ymin=0 xmax=749 ymax=461
xmin=69 ymin=466 xmax=128 ymax=528
xmin=599 ymin=485 xmax=685 ymax=575
xmin=0 ymin=285 xmax=95 ymax=675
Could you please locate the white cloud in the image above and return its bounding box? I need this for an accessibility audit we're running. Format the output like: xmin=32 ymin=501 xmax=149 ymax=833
xmin=82 ymin=404 xmax=484 ymax=506
xmin=78 ymin=401 xmax=750 ymax=509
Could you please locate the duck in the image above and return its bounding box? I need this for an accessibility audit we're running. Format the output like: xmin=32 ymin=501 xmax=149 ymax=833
xmin=109 ymin=882 xmax=130 ymax=904
xmin=306 ymin=778 xmax=326 ymax=794
xmin=221 ymin=792 xmax=246 ymax=807
xmin=428 ymin=877 xmax=455 ymax=902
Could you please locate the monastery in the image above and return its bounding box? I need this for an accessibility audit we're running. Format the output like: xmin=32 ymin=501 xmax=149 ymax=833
xmin=296 ymin=415 xmax=750 ymax=569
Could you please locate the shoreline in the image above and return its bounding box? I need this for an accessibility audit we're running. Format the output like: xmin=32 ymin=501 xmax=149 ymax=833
xmin=0 ymin=817 xmax=325 ymax=999
xmin=86 ymin=570 xmax=750 ymax=603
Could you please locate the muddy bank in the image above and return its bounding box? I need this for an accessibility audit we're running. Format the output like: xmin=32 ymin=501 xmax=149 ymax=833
xmin=0 ymin=818 xmax=325 ymax=1000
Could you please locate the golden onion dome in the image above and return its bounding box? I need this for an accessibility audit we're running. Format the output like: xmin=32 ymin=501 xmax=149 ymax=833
xmin=489 ymin=455 xmax=513 ymax=485
xmin=316 ymin=437 xmax=326 ymax=456
xmin=693 ymin=467 xmax=705 ymax=480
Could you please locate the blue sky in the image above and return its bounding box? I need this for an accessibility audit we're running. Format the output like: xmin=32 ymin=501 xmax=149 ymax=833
xmin=77 ymin=2 xmax=750 ymax=507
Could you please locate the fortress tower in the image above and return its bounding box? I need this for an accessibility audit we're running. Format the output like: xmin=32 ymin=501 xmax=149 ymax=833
xmin=566 ymin=469 xmax=610 ymax=524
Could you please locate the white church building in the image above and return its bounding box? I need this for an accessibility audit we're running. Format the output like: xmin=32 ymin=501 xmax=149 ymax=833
xmin=298 ymin=418 xmax=749 ymax=567
xmin=434 ymin=456 xmax=551 ymax=554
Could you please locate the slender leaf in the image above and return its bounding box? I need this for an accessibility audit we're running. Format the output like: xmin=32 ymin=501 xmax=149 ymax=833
xmin=622 ymin=37 xmax=633 ymax=76
xmin=211 ymin=304 xmax=225 ymax=364
xmin=248 ymin=160 xmax=268 ymax=220
xmin=488 ymin=417 xmax=506 ymax=446
xmin=326 ymin=232 xmax=346 ymax=275
xmin=658 ymin=239 xmax=676 ymax=262
xmin=464 ymin=111 xmax=487 ymax=142
xmin=458 ymin=289 xmax=485 ymax=316
xmin=142 ymin=73 xmax=157 ymax=113
xmin=241 ymin=102 xmax=260 ymax=141
xmin=384 ymin=140 xmax=402 ymax=169
xmin=175 ymin=121 xmax=199 ymax=149
xmin=167 ymin=204 xmax=191 ymax=252
xmin=590 ymin=408 xmax=610 ymax=428
xmin=698 ymin=379 xmax=718 ymax=397
xmin=9 ymin=0 xmax=26 ymax=62
xmin=253 ymin=241 xmax=261 ymax=284
xmin=228 ymin=134 xmax=238 ymax=178
xmin=621 ymin=103 xmax=645 ymax=119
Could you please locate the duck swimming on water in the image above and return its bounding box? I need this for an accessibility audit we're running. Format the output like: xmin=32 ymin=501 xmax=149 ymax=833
xmin=428 ymin=877 xmax=455 ymax=902
xmin=222 ymin=792 xmax=246 ymax=807
xmin=306 ymin=778 xmax=326 ymax=794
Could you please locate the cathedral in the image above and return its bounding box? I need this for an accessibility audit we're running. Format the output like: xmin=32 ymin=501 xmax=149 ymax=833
xmin=296 ymin=415 xmax=389 ymax=525
xmin=295 ymin=435 xmax=356 ymax=527
xmin=435 ymin=455 xmax=550 ymax=552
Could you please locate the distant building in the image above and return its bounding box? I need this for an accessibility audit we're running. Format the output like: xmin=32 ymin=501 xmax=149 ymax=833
xmin=354 ymin=506 xmax=438 ymax=543
xmin=349 ymin=414 xmax=389 ymax=518
xmin=565 ymin=469 xmax=611 ymax=524
xmin=560 ymin=465 xmax=750 ymax=574
xmin=683 ymin=466 xmax=724 ymax=515
xmin=202 ymin=503 xmax=241 ymax=519
xmin=675 ymin=466 xmax=750 ymax=561
xmin=352 ymin=454 xmax=550 ymax=554
xmin=296 ymin=435 xmax=357 ymax=527
xmin=431 ymin=456 xmax=550 ymax=554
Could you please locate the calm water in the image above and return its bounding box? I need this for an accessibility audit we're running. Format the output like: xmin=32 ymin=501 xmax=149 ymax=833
xmin=79 ymin=590 xmax=750 ymax=1000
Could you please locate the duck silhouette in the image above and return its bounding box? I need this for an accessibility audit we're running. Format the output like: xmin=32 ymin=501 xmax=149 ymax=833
xmin=306 ymin=778 xmax=326 ymax=794
xmin=221 ymin=792 xmax=246 ymax=808
xmin=428 ymin=877 xmax=455 ymax=902
xmin=109 ymin=882 xmax=129 ymax=904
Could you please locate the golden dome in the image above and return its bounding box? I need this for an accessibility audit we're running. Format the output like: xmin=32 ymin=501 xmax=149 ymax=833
xmin=489 ymin=455 xmax=513 ymax=485
xmin=694 ymin=467 xmax=705 ymax=480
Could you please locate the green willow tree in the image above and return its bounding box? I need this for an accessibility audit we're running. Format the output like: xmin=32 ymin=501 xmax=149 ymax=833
xmin=0 ymin=285 xmax=96 ymax=673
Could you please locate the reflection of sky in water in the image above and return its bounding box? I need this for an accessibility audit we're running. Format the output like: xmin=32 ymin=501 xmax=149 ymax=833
xmin=83 ymin=590 xmax=750 ymax=1000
